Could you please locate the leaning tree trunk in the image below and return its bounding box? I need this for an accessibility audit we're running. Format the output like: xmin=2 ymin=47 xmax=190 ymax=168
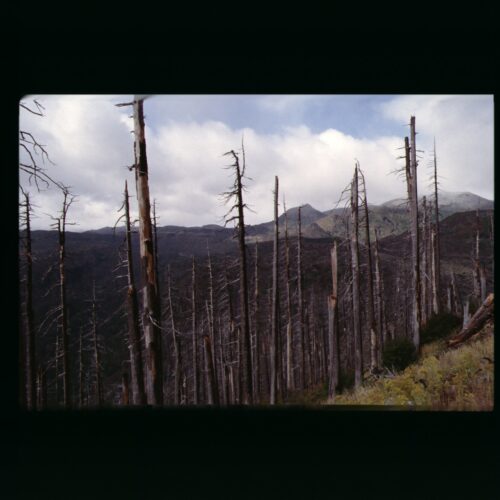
xmin=124 ymin=181 xmax=146 ymax=406
xmin=327 ymin=241 xmax=339 ymax=399
xmin=350 ymin=165 xmax=363 ymax=388
xmin=132 ymin=97 xmax=163 ymax=406
xmin=270 ymin=176 xmax=279 ymax=405
xmin=448 ymin=293 xmax=493 ymax=347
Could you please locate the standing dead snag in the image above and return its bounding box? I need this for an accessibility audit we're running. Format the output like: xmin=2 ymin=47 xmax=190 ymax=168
xmin=252 ymin=242 xmax=261 ymax=402
xmin=221 ymin=147 xmax=253 ymax=404
xmin=51 ymin=189 xmax=75 ymax=409
xmin=20 ymin=190 xmax=36 ymax=409
xmin=359 ymin=166 xmax=378 ymax=372
xmin=283 ymin=198 xmax=294 ymax=392
xmin=327 ymin=241 xmax=339 ymax=399
xmin=91 ymin=280 xmax=103 ymax=407
xmin=406 ymin=117 xmax=421 ymax=349
xmin=203 ymin=334 xmax=219 ymax=405
xmin=270 ymin=176 xmax=279 ymax=404
xmin=122 ymin=372 xmax=130 ymax=405
xmin=350 ymin=165 xmax=363 ymax=388
xmin=191 ymin=257 xmax=199 ymax=405
xmin=117 ymin=97 xmax=163 ymax=405
xmin=373 ymin=228 xmax=386 ymax=356
xmin=432 ymin=139 xmax=441 ymax=314
xmin=167 ymin=266 xmax=182 ymax=405
xmin=123 ymin=181 xmax=146 ymax=406
xmin=297 ymin=206 xmax=306 ymax=390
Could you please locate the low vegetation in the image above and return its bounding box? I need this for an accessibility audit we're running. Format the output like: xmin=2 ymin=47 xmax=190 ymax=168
xmin=326 ymin=325 xmax=493 ymax=410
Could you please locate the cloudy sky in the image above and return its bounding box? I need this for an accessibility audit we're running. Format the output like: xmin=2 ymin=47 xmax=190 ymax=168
xmin=19 ymin=94 xmax=494 ymax=231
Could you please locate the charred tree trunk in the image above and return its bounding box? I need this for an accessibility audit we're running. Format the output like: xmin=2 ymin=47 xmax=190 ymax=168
xmin=432 ymin=139 xmax=441 ymax=314
xmin=206 ymin=247 xmax=219 ymax=401
xmin=223 ymin=149 xmax=253 ymax=404
xmin=327 ymin=241 xmax=339 ymax=399
xmin=374 ymin=228 xmax=385 ymax=356
xmin=132 ymin=97 xmax=163 ymax=406
xmin=360 ymin=167 xmax=378 ymax=372
xmin=270 ymin=176 xmax=279 ymax=404
xmin=421 ymin=196 xmax=428 ymax=325
xmin=283 ymin=199 xmax=294 ymax=392
xmin=167 ymin=266 xmax=182 ymax=405
xmin=78 ymin=328 xmax=84 ymax=408
xmin=91 ymin=280 xmax=103 ymax=408
xmin=480 ymin=264 xmax=487 ymax=303
xmin=448 ymin=294 xmax=493 ymax=347
xmin=451 ymin=271 xmax=461 ymax=317
xmin=22 ymin=192 xmax=36 ymax=410
xmin=191 ymin=257 xmax=199 ymax=405
xmin=406 ymin=121 xmax=421 ymax=349
xmin=350 ymin=165 xmax=363 ymax=388
xmin=473 ymin=209 xmax=482 ymax=300
xmin=252 ymin=242 xmax=261 ymax=403
xmin=297 ymin=206 xmax=306 ymax=390
xmin=122 ymin=372 xmax=130 ymax=405
xmin=124 ymin=181 xmax=146 ymax=406
xmin=204 ymin=334 xmax=219 ymax=405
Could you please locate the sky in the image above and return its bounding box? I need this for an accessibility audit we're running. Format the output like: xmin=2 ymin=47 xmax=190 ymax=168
xmin=19 ymin=94 xmax=494 ymax=231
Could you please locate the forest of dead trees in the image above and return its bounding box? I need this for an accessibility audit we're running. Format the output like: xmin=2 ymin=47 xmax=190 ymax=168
xmin=19 ymin=99 xmax=494 ymax=409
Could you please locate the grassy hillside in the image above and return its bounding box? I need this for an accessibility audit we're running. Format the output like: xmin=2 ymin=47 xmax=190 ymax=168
xmin=324 ymin=323 xmax=493 ymax=410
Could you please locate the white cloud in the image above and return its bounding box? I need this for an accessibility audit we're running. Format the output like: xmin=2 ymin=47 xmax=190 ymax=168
xmin=379 ymin=95 xmax=494 ymax=199
xmin=19 ymin=95 xmax=494 ymax=231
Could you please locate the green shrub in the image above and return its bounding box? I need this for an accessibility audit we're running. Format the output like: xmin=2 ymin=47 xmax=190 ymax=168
xmin=420 ymin=312 xmax=461 ymax=344
xmin=338 ymin=369 xmax=355 ymax=392
xmin=382 ymin=338 xmax=418 ymax=372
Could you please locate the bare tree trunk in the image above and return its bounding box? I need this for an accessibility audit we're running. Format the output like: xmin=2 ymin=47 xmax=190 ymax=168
xmin=270 ymin=176 xmax=279 ymax=404
xmin=131 ymin=98 xmax=163 ymax=406
xmin=167 ymin=266 xmax=182 ymax=405
xmin=327 ymin=241 xmax=339 ymax=399
xmin=463 ymin=297 xmax=470 ymax=328
xmin=252 ymin=242 xmax=261 ymax=403
xmin=421 ymin=196 xmax=428 ymax=326
xmin=37 ymin=367 xmax=46 ymax=410
xmin=431 ymin=226 xmax=439 ymax=316
xmin=124 ymin=181 xmax=146 ymax=406
xmin=448 ymin=293 xmax=493 ymax=347
xmin=374 ymin=228 xmax=385 ymax=358
xmin=283 ymin=199 xmax=294 ymax=392
xmin=406 ymin=121 xmax=421 ymax=349
xmin=480 ymin=264 xmax=487 ymax=303
xmin=451 ymin=271 xmax=461 ymax=317
xmin=78 ymin=328 xmax=84 ymax=408
xmin=474 ymin=209 xmax=482 ymax=299
xmin=297 ymin=206 xmax=306 ymax=390
xmin=54 ymin=333 xmax=59 ymax=406
xmin=359 ymin=168 xmax=378 ymax=372
xmin=350 ymin=165 xmax=363 ymax=388
xmin=206 ymin=246 xmax=219 ymax=401
xmin=191 ymin=257 xmax=199 ymax=405
xmin=204 ymin=335 xmax=219 ymax=405
xmin=122 ymin=372 xmax=130 ymax=405
xmin=223 ymin=149 xmax=252 ymax=403
xmin=91 ymin=280 xmax=103 ymax=408
xmin=432 ymin=139 xmax=441 ymax=313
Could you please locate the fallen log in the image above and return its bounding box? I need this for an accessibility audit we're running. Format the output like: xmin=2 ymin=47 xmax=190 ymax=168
xmin=447 ymin=293 xmax=494 ymax=348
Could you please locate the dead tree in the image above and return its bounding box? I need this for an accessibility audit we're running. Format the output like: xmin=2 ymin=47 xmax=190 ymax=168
xmin=252 ymin=242 xmax=261 ymax=402
xmin=167 ymin=266 xmax=182 ymax=405
xmin=359 ymin=166 xmax=378 ymax=372
xmin=117 ymin=97 xmax=163 ymax=405
xmin=78 ymin=328 xmax=84 ymax=408
xmin=473 ymin=209 xmax=482 ymax=300
xmin=297 ymin=206 xmax=306 ymax=390
xmin=374 ymin=228 xmax=386 ymax=353
xmin=270 ymin=176 xmax=279 ymax=404
xmin=123 ymin=181 xmax=146 ymax=406
xmin=221 ymin=147 xmax=253 ymax=404
xmin=191 ymin=257 xmax=199 ymax=405
xmin=431 ymin=226 xmax=439 ymax=315
xmin=432 ymin=139 xmax=441 ymax=314
xmin=20 ymin=190 xmax=36 ymax=409
xmin=406 ymin=119 xmax=421 ymax=349
xmin=206 ymin=245 xmax=219 ymax=399
xmin=480 ymin=264 xmax=487 ymax=303
xmin=91 ymin=280 xmax=103 ymax=407
xmin=448 ymin=293 xmax=493 ymax=347
xmin=51 ymin=189 xmax=75 ymax=409
xmin=327 ymin=241 xmax=339 ymax=399
xmin=450 ymin=271 xmax=461 ymax=317
xmin=283 ymin=197 xmax=294 ymax=392
xmin=204 ymin=334 xmax=220 ymax=405
xmin=122 ymin=372 xmax=130 ymax=405
xmin=420 ymin=196 xmax=428 ymax=325
xmin=350 ymin=165 xmax=363 ymax=388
